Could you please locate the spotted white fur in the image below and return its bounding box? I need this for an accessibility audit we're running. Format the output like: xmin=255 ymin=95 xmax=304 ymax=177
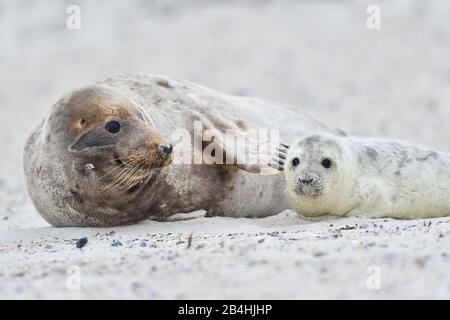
xmin=284 ymin=133 xmax=450 ymax=219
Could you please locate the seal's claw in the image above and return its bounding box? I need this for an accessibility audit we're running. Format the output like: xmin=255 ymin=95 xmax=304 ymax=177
xmin=270 ymin=156 xmax=285 ymax=171
xmin=269 ymin=162 xmax=284 ymax=171
xmin=277 ymin=143 xmax=289 ymax=154
xmin=269 ymin=143 xmax=289 ymax=172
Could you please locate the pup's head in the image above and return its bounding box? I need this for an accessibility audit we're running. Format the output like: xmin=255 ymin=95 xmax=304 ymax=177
xmin=283 ymin=134 xmax=355 ymax=215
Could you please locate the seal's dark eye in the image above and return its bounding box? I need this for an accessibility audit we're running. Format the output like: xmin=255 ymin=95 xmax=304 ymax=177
xmin=105 ymin=121 xmax=121 ymax=134
xmin=321 ymin=158 xmax=332 ymax=169
xmin=292 ymin=157 xmax=300 ymax=167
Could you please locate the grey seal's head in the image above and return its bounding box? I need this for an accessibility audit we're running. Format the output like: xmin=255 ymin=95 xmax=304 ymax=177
xmin=23 ymin=85 xmax=174 ymax=226
xmin=283 ymin=134 xmax=357 ymax=216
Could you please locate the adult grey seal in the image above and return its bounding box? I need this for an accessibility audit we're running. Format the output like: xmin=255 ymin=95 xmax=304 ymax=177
xmin=282 ymin=133 xmax=450 ymax=219
xmin=23 ymin=73 xmax=339 ymax=227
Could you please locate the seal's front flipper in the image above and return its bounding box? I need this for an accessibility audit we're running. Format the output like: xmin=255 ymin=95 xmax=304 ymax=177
xmin=202 ymin=132 xmax=286 ymax=175
xmin=233 ymin=142 xmax=289 ymax=175
xmin=197 ymin=115 xmax=285 ymax=175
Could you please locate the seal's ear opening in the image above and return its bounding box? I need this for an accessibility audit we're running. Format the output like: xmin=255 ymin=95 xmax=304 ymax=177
xmin=70 ymin=129 xmax=120 ymax=151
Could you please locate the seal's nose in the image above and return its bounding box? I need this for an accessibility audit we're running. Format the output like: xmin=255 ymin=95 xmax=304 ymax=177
xmin=299 ymin=178 xmax=314 ymax=185
xmin=159 ymin=144 xmax=173 ymax=155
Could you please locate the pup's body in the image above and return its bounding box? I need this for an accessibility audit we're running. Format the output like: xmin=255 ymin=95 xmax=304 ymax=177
xmin=284 ymin=134 xmax=450 ymax=219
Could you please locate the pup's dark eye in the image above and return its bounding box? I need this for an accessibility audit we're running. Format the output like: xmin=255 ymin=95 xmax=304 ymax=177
xmin=105 ymin=121 xmax=121 ymax=134
xmin=321 ymin=158 xmax=332 ymax=169
xmin=292 ymin=157 xmax=300 ymax=167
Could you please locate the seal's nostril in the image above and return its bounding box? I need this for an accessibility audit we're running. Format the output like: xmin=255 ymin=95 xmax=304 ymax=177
xmin=160 ymin=144 xmax=173 ymax=155
xmin=299 ymin=178 xmax=314 ymax=185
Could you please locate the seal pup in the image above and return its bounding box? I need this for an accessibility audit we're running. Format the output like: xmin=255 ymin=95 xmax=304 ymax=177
xmin=23 ymin=74 xmax=340 ymax=227
xmin=281 ymin=133 xmax=450 ymax=219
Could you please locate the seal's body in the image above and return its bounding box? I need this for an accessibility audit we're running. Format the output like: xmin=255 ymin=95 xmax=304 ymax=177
xmin=284 ymin=134 xmax=450 ymax=219
xmin=24 ymin=74 xmax=337 ymax=227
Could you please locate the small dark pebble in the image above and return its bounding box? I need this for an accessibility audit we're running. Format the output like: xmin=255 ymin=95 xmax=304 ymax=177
xmin=338 ymin=225 xmax=356 ymax=231
xmin=415 ymin=257 xmax=428 ymax=268
xmin=258 ymin=239 xmax=265 ymax=244
xmin=76 ymin=237 xmax=88 ymax=249
xmin=313 ymin=252 xmax=327 ymax=257
xmin=111 ymin=241 xmax=123 ymax=247
xmin=248 ymin=259 xmax=268 ymax=266
xmin=187 ymin=234 xmax=193 ymax=249
xmin=365 ymin=241 xmax=376 ymax=248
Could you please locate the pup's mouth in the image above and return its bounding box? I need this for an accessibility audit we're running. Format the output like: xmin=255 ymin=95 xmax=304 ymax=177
xmin=293 ymin=183 xmax=324 ymax=199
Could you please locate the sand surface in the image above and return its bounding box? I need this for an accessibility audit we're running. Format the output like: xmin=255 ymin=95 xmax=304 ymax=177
xmin=0 ymin=0 xmax=449 ymax=299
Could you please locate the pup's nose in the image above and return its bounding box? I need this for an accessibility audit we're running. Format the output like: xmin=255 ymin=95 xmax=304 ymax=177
xmin=159 ymin=144 xmax=173 ymax=155
xmin=299 ymin=178 xmax=314 ymax=185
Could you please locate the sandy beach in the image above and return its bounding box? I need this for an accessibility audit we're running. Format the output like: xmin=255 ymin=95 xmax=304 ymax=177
xmin=0 ymin=0 xmax=449 ymax=299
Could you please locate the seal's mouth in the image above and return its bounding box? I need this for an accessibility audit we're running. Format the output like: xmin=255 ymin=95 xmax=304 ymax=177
xmin=115 ymin=158 xmax=125 ymax=166
xmin=293 ymin=182 xmax=324 ymax=199
xmin=100 ymin=153 xmax=167 ymax=192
